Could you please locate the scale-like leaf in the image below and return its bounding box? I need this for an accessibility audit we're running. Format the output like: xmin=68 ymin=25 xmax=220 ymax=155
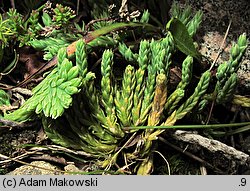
xmin=166 ymin=18 xmax=201 ymax=61
xmin=0 ymin=89 xmax=10 ymax=106
xmin=42 ymin=12 xmax=52 ymax=26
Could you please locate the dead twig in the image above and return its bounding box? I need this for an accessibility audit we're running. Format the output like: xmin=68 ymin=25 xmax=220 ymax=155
xmin=159 ymin=136 xmax=225 ymax=174
xmin=171 ymin=130 xmax=250 ymax=165
xmin=29 ymin=154 xmax=67 ymax=165
xmin=29 ymin=145 xmax=93 ymax=157
xmin=209 ymin=20 xmax=232 ymax=71
xmin=10 ymin=0 xmax=15 ymax=9
xmin=11 ymin=87 xmax=33 ymax=96
xmin=0 ymin=153 xmax=64 ymax=174
xmin=206 ymin=21 xmax=232 ymax=124
xmin=0 ymin=118 xmax=35 ymax=128
xmin=76 ymin=0 xmax=80 ymax=15
xmin=0 ymin=105 xmax=18 ymax=113
xmin=0 ymin=151 xmax=38 ymax=165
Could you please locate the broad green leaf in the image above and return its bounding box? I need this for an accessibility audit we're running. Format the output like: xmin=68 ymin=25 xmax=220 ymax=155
xmin=84 ymin=22 xmax=158 ymax=44
xmin=166 ymin=18 xmax=201 ymax=61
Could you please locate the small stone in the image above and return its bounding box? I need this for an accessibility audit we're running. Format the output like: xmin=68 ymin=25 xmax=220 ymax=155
xmin=7 ymin=161 xmax=62 ymax=175
xmin=199 ymin=31 xmax=232 ymax=64
xmin=64 ymin=164 xmax=81 ymax=174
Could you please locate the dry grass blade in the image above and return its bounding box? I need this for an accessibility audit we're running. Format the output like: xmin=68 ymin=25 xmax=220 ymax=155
xmin=153 ymin=150 xmax=171 ymax=175
xmin=209 ymin=20 xmax=232 ymax=71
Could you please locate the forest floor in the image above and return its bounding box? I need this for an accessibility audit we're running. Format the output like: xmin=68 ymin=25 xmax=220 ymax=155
xmin=0 ymin=0 xmax=249 ymax=175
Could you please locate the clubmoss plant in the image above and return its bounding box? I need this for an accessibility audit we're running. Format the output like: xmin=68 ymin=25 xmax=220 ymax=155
xmin=1 ymin=2 xmax=248 ymax=174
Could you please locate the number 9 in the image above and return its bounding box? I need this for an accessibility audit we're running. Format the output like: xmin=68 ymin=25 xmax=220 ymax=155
xmin=241 ymin=178 xmax=246 ymax=186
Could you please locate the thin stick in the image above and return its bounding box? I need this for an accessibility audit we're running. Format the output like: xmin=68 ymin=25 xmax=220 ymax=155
xmin=159 ymin=136 xmax=224 ymax=174
xmin=205 ymin=98 xmax=215 ymax=125
xmin=209 ymin=20 xmax=232 ymax=71
xmin=0 ymin=153 xmax=64 ymax=174
xmin=76 ymin=0 xmax=79 ymax=15
xmin=0 ymin=118 xmax=35 ymax=128
xmin=207 ymin=22 xmax=232 ymax=124
xmin=0 ymin=151 xmax=38 ymax=165
xmin=104 ymin=132 xmax=137 ymax=171
xmin=10 ymin=0 xmax=15 ymax=9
